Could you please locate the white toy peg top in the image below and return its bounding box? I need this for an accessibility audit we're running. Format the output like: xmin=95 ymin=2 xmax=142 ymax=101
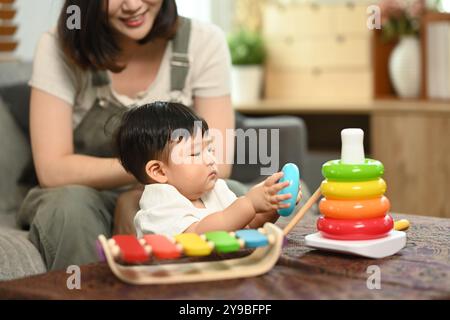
xmin=341 ymin=128 xmax=365 ymax=164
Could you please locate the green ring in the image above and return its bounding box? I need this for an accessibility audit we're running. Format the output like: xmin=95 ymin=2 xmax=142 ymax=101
xmin=322 ymin=159 xmax=384 ymax=182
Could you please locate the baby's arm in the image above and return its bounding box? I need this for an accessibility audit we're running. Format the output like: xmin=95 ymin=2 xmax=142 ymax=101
xmin=185 ymin=172 xmax=292 ymax=234
xmin=184 ymin=197 xmax=256 ymax=234
xmin=247 ymin=209 xmax=279 ymax=229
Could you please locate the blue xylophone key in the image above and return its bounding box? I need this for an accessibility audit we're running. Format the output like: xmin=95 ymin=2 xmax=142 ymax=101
xmin=235 ymin=229 xmax=268 ymax=248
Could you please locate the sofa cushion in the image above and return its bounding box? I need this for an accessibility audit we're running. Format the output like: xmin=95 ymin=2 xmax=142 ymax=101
xmin=0 ymin=226 xmax=46 ymax=280
xmin=0 ymin=83 xmax=32 ymax=137
xmin=0 ymin=61 xmax=32 ymax=87
xmin=0 ymin=97 xmax=32 ymax=214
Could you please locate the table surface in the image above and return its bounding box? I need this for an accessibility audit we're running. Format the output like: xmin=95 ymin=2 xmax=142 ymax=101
xmin=234 ymin=99 xmax=450 ymax=115
xmin=0 ymin=213 xmax=449 ymax=300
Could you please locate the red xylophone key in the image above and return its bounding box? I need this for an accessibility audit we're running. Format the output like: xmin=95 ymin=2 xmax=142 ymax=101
xmin=112 ymin=235 xmax=149 ymax=263
xmin=143 ymin=234 xmax=181 ymax=260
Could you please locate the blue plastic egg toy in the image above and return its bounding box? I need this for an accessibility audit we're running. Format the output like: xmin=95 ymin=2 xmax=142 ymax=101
xmin=277 ymin=163 xmax=300 ymax=217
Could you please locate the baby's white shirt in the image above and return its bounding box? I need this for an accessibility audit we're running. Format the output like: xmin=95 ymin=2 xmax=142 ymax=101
xmin=134 ymin=179 xmax=238 ymax=238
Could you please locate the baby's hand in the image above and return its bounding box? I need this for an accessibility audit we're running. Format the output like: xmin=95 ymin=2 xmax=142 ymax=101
xmin=246 ymin=172 xmax=292 ymax=213
xmin=296 ymin=184 xmax=303 ymax=206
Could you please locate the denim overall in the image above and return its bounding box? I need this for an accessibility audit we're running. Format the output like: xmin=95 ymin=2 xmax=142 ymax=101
xmin=17 ymin=18 xmax=247 ymax=271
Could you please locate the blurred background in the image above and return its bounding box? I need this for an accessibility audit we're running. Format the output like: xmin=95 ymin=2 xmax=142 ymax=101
xmin=0 ymin=0 xmax=449 ymax=218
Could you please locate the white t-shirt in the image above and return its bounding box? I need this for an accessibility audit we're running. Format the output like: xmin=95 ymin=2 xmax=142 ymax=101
xmin=134 ymin=179 xmax=238 ymax=238
xmin=28 ymin=18 xmax=232 ymax=128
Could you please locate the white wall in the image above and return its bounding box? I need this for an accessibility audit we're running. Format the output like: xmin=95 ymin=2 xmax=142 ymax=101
xmin=440 ymin=0 xmax=450 ymax=12
xmin=176 ymin=0 xmax=234 ymax=33
xmin=15 ymin=0 xmax=63 ymax=62
xmin=176 ymin=0 xmax=212 ymax=23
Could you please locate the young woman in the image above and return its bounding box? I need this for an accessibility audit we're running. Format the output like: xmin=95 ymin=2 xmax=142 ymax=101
xmin=17 ymin=0 xmax=237 ymax=270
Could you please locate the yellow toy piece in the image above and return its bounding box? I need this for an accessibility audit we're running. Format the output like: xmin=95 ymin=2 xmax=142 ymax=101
xmin=175 ymin=233 xmax=213 ymax=256
xmin=394 ymin=219 xmax=410 ymax=231
xmin=320 ymin=178 xmax=387 ymax=200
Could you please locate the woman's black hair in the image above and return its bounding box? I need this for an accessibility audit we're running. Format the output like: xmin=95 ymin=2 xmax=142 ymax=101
xmin=57 ymin=0 xmax=178 ymax=72
xmin=115 ymin=102 xmax=209 ymax=184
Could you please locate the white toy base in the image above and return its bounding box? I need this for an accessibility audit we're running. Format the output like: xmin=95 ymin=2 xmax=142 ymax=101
xmin=304 ymin=230 xmax=406 ymax=259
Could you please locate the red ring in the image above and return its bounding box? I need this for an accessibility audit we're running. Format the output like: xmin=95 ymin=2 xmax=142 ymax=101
xmin=317 ymin=215 xmax=394 ymax=240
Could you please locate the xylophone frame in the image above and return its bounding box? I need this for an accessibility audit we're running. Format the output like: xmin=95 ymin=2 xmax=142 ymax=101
xmin=97 ymin=222 xmax=284 ymax=285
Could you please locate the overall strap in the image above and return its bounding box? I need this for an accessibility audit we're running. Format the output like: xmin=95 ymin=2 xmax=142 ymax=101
xmin=92 ymin=70 xmax=110 ymax=87
xmin=170 ymin=17 xmax=191 ymax=94
xmin=91 ymin=70 xmax=111 ymax=107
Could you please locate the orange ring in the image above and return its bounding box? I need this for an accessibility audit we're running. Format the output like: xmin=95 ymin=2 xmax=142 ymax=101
xmin=319 ymin=196 xmax=390 ymax=220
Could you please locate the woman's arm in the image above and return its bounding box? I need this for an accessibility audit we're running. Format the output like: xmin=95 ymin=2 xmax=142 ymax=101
xmin=30 ymin=88 xmax=136 ymax=189
xmin=194 ymin=95 xmax=234 ymax=179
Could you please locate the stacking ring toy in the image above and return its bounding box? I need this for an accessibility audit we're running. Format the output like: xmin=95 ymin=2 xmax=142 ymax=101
xmin=319 ymin=196 xmax=390 ymax=220
xmin=277 ymin=163 xmax=300 ymax=217
xmin=322 ymin=159 xmax=384 ymax=182
xmin=320 ymin=178 xmax=387 ymax=200
xmin=317 ymin=215 xmax=394 ymax=240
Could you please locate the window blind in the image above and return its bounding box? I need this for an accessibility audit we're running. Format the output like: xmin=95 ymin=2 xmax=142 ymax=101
xmin=0 ymin=0 xmax=17 ymax=58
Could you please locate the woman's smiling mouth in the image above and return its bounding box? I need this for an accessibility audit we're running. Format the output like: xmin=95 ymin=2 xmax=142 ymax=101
xmin=120 ymin=10 xmax=149 ymax=28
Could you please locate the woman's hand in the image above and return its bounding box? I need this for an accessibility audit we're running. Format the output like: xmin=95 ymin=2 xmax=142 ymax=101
xmin=246 ymin=172 xmax=292 ymax=213
xmin=113 ymin=187 xmax=143 ymax=235
xmin=30 ymin=88 xmax=136 ymax=189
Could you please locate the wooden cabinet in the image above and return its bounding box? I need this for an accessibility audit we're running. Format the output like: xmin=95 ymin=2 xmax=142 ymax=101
xmin=266 ymin=36 xmax=371 ymax=69
xmin=335 ymin=3 xmax=371 ymax=35
xmin=372 ymin=101 xmax=450 ymax=218
xmin=263 ymin=4 xmax=334 ymax=38
xmin=265 ymin=68 xmax=372 ymax=103
xmin=262 ymin=1 xmax=373 ymax=104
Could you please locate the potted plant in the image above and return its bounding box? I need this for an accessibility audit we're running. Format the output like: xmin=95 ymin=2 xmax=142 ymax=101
xmin=227 ymin=29 xmax=266 ymax=105
xmin=380 ymin=0 xmax=425 ymax=98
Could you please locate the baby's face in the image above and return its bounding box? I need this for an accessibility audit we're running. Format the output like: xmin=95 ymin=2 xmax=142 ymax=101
xmin=165 ymin=132 xmax=218 ymax=200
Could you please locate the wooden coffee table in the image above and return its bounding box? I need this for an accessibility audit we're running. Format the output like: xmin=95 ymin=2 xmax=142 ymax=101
xmin=0 ymin=213 xmax=449 ymax=299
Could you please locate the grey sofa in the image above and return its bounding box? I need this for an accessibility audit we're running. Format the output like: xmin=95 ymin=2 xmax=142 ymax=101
xmin=0 ymin=61 xmax=313 ymax=281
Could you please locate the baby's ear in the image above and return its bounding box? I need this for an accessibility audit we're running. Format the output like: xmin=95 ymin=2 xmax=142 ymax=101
xmin=145 ymin=160 xmax=168 ymax=183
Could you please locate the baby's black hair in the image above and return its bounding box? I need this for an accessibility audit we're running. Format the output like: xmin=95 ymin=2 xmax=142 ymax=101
xmin=115 ymin=101 xmax=209 ymax=183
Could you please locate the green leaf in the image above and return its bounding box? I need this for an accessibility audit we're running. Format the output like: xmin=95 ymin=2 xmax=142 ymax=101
xmin=227 ymin=29 xmax=266 ymax=65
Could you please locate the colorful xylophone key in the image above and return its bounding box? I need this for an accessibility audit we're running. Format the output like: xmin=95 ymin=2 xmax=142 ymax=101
xmin=110 ymin=235 xmax=151 ymax=264
xmin=143 ymin=234 xmax=182 ymax=260
xmin=175 ymin=233 xmax=214 ymax=256
xmin=106 ymin=228 xmax=273 ymax=264
xmin=233 ymin=229 xmax=272 ymax=248
xmin=204 ymin=231 xmax=243 ymax=253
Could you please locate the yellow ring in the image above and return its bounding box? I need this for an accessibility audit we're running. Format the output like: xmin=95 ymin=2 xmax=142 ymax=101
xmin=320 ymin=178 xmax=387 ymax=200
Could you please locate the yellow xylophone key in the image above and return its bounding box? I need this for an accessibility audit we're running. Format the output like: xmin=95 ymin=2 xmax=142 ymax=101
xmin=175 ymin=233 xmax=213 ymax=256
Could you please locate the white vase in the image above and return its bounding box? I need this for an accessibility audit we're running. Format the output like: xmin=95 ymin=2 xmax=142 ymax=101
xmin=230 ymin=65 xmax=263 ymax=105
xmin=388 ymin=36 xmax=422 ymax=98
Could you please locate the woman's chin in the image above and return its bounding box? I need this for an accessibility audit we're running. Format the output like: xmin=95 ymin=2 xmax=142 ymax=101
xmin=112 ymin=19 xmax=153 ymax=42
xmin=118 ymin=28 xmax=151 ymax=41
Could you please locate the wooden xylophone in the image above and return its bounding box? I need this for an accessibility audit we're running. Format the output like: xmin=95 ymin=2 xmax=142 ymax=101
xmin=97 ymin=222 xmax=284 ymax=285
